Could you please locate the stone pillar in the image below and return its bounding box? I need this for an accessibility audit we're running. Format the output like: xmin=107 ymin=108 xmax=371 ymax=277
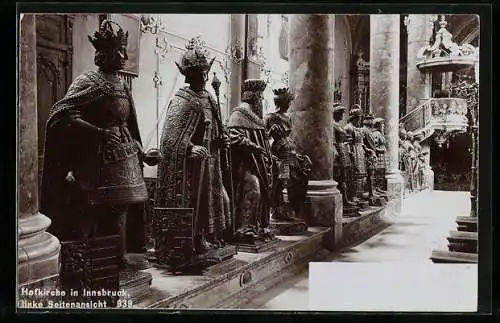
xmin=229 ymin=14 xmax=246 ymax=110
xmin=289 ymin=14 xmax=342 ymax=249
xmin=18 ymin=14 xmax=61 ymax=289
xmin=369 ymin=15 xmax=404 ymax=213
xmin=406 ymin=14 xmax=433 ymax=112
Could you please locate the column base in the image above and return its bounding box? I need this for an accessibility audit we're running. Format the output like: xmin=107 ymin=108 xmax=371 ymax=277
xmin=299 ymin=180 xmax=342 ymax=250
xmin=385 ymin=171 xmax=404 ymax=215
xmin=18 ymin=213 xmax=61 ymax=286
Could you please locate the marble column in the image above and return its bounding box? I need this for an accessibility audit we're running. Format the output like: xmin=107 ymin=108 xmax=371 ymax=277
xmin=406 ymin=14 xmax=433 ymax=112
xmin=230 ymin=14 xmax=246 ymax=110
xmin=289 ymin=14 xmax=342 ymax=249
xmin=369 ymin=14 xmax=404 ymax=213
xmin=18 ymin=14 xmax=61 ymax=288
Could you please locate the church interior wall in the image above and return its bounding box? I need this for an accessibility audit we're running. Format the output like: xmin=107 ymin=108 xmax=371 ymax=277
xmin=333 ymin=15 xmax=352 ymax=110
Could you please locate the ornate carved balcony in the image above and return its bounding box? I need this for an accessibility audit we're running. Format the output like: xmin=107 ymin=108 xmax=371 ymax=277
xmin=400 ymin=97 xmax=468 ymax=146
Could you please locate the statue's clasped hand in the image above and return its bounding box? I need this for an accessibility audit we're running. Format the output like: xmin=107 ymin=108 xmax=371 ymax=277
xmin=190 ymin=145 xmax=211 ymax=159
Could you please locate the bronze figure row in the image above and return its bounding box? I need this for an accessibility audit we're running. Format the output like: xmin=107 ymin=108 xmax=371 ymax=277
xmin=39 ymin=22 xmax=397 ymax=294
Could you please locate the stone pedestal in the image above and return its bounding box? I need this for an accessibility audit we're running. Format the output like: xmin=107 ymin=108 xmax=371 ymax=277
xmin=289 ymin=15 xmax=342 ymax=250
xmin=18 ymin=14 xmax=61 ymax=288
xmin=406 ymin=14 xmax=433 ymax=111
xmin=370 ymin=14 xmax=403 ymax=212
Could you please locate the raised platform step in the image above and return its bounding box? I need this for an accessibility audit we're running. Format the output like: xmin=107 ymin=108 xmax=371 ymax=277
xmin=430 ymin=250 xmax=478 ymax=263
xmin=447 ymin=230 xmax=478 ymax=254
xmin=134 ymin=227 xmax=330 ymax=309
xmin=456 ymin=216 xmax=478 ymax=232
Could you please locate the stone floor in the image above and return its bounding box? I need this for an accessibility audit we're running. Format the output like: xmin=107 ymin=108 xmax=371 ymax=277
xmin=242 ymin=190 xmax=478 ymax=312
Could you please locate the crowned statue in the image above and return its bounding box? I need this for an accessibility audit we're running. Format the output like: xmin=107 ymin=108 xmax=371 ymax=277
xmin=228 ymin=79 xmax=276 ymax=249
xmin=40 ymin=20 xmax=158 ymax=302
xmin=265 ymin=88 xmax=311 ymax=235
xmin=154 ymin=36 xmax=236 ymax=272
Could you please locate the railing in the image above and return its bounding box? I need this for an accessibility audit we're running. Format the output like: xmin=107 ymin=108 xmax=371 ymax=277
xmin=400 ymin=99 xmax=432 ymax=133
xmin=400 ymin=97 xmax=468 ymax=139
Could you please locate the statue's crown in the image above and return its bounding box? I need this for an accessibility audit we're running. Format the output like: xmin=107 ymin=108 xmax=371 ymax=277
xmin=349 ymin=107 xmax=362 ymax=117
xmin=373 ymin=117 xmax=384 ymax=125
xmin=332 ymin=102 xmax=346 ymax=113
xmin=243 ymin=79 xmax=267 ymax=93
xmin=177 ymin=36 xmax=215 ymax=74
xmin=88 ymin=20 xmax=128 ymax=52
xmin=273 ymin=87 xmax=294 ymax=100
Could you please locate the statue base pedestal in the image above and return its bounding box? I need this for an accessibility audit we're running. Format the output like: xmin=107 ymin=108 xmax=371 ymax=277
xmin=234 ymin=238 xmax=281 ymax=253
xmin=270 ymin=219 xmax=308 ymax=236
xmin=430 ymin=250 xmax=478 ymax=263
xmin=368 ymin=196 xmax=387 ymax=207
xmin=125 ymin=253 xmax=152 ymax=270
xmin=343 ymin=204 xmax=360 ymax=217
xmin=204 ymin=244 xmax=238 ymax=262
xmin=120 ymin=270 xmax=153 ymax=303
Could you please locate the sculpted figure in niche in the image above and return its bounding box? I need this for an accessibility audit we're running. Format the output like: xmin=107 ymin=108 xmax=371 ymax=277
xmin=40 ymin=20 xmax=157 ymax=270
xmin=155 ymin=37 xmax=234 ymax=271
xmin=332 ymin=103 xmax=359 ymax=216
xmin=228 ymin=79 xmax=275 ymax=244
xmin=265 ymin=88 xmax=312 ymax=232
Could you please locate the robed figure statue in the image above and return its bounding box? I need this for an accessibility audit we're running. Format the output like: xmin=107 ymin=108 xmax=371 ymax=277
xmin=228 ymin=79 xmax=275 ymax=246
xmin=41 ymin=20 xmax=153 ymax=263
xmin=265 ymin=88 xmax=311 ymax=235
xmin=155 ymin=37 xmax=235 ymax=272
xmin=372 ymin=117 xmax=388 ymax=191
xmin=40 ymin=20 xmax=156 ymax=301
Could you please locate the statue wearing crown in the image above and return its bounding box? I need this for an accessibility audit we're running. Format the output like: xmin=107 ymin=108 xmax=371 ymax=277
xmin=265 ymin=88 xmax=311 ymax=235
xmin=40 ymin=20 xmax=157 ymax=302
xmin=228 ymin=79 xmax=276 ymax=250
xmin=371 ymin=117 xmax=389 ymax=192
xmin=154 ymin=37 xmax=236 ymax=272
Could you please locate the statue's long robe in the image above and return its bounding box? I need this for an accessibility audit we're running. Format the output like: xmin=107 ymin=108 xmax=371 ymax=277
xmin=228 ymin=103 xmax=273 ymax=230
xmin=155 ymin=87 xmax=231 ymax=240
xmin=40 ymin=70 xmax=147 ymax=251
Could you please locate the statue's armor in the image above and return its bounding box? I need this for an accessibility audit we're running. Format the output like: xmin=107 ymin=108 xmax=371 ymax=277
xmin=345 ymin=123 xmax=367 ymax=176
xmin=333 ymin=122 xmax=352 ymax=169
xmin=83 ymin=81 xmax=148 ymax=205
xmin=267 ymin=112 xmax=294 ymax=180
xmin=372 ymin=130 xmax=387 ymax=170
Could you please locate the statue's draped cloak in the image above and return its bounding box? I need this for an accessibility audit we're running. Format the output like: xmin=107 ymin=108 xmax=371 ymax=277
xmin=40 ymin=70 xmax=147 ymax=248
xmin=228 ymin=104 xmax=273 ymax=228
xmin=155 ymin=87 xmax=231 ymax=237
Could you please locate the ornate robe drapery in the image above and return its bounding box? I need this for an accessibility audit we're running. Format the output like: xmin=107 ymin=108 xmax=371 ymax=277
xmin=40 ymin=70 xmax=147 ymax=247
xmin=228 ymin=103 xmax=273 ymax=231
xmin=155 ymin=87 xmax=232 ymax=241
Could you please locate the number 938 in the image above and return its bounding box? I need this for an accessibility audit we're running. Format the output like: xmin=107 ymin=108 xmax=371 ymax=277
xmin=117 ymin=299 xmax=133 ymax=308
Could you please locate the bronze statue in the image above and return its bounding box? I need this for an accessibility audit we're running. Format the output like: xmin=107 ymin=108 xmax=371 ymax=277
xmin=403 ymin=131 xmax=417 ymax=192
xmin=344 ymin=106 xmax=369 ymax=209
xmin=412 ymin=132 xmax=425 ymax=190
xmin=372 ymin=118 xmax=388 ymax=191
xmin=332 ymin=103 xmax=359 ymax=217
xmin=228 ymin=79 xmax=275 ymax=246
xmin=361 ymin=114 xmax=386 ymax=205
xmin=154 ymin=37 xmax=235 ymax=272
xmin=265 ymin=88 xmax=311 ymax=234
xmin=40 ymin=20 xmax=156 ymax=267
